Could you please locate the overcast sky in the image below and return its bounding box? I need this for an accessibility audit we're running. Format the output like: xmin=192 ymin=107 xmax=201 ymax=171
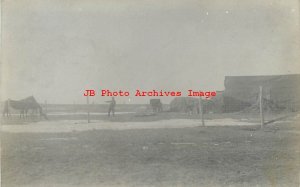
xmin=1 ymin=0 xmax=299 ymax=104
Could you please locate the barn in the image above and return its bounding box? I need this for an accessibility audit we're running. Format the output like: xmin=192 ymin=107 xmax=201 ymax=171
xmin=223 ymin=74 xmax=300 ymax=112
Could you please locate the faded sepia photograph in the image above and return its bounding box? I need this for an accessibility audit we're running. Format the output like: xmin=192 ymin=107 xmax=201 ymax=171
xmin=1 ymin=0 xmax=300 ymax=186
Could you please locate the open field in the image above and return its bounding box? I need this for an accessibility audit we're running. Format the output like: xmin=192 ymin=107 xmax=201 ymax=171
xmin=1 ymin=112 xmax=300 ymax=187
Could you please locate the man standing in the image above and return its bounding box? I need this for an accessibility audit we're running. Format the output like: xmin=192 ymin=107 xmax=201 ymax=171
xmin=106 ymin=97 xmax=116 ymax=117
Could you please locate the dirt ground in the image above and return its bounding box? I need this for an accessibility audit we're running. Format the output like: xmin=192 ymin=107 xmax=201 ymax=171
xmin=1 ymin=112 xmax=300 ymax=187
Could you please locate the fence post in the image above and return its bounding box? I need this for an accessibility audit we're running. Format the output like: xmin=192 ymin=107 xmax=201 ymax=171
xmin=87 ymin=95 xmax=90 ymax=123
xmin=259 ymin=86 xmax=264 ymax=128
xmin=7 ymin=99 xmax=11 ymax=118
xmin=199 ymin=96 xmax=205 ymax=126
xmin=73 ymin=101 xmax=75 ymax=114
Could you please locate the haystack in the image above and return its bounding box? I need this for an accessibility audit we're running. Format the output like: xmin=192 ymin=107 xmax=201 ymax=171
xmin=170 ymin=97 xmax=199 ymax=113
